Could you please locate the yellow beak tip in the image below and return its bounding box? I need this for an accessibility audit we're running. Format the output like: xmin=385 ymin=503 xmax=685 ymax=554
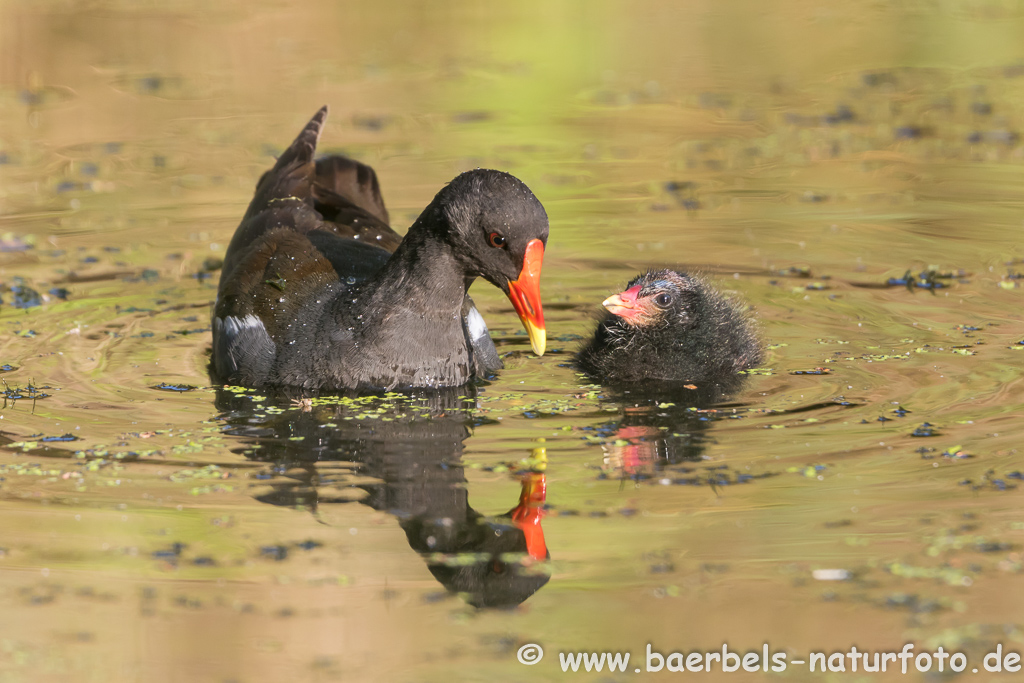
xmin=527 ymin=324 xmax=546 ymax=357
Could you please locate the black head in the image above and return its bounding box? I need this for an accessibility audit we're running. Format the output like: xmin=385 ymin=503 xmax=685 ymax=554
xmin=576 ymin=268 xmax=763 ymax=385
xmin=433 ymin=170 xmax=547 ymax=282
xmin=419 ymin=169 xmax=549 ymax=355
xmin=602 ymin=269 xmax=700 ymax=330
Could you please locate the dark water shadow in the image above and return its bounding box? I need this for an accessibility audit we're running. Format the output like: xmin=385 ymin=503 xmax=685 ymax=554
xmin=581 ymin=375 xmax=766 ymax=484
xmin=579 ymin=368 xmax=862 ymax=483
xmin=213 ymin=386 xmax=550 ymax=609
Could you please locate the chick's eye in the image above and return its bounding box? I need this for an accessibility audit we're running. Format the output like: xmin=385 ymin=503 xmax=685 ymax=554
xmin=654 ymin=292 xmax=672 ymax=307
xmin=488 ymin=232 xmax=507 ymax=248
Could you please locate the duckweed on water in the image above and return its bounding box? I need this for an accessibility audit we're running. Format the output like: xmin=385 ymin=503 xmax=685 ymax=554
xmin=5 ymin=10 xmax=1024 ymax=679
xmin=168 ymin=464 xmax=231 ymax=483
xmin=885 ymin=561 xmax=976 ymax=587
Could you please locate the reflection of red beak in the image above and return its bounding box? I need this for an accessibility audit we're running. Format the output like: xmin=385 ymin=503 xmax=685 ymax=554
xmin=602 ymin=284 xmax=642 ymax=320
xmin=506 ymin=239 xmax=546 ymax=356
xmin=511 ymin=473 xmax=548 ymax=560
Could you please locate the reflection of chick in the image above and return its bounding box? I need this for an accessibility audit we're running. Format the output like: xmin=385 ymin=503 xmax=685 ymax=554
xmin=576 ymin=269 xmax=763 ymax=384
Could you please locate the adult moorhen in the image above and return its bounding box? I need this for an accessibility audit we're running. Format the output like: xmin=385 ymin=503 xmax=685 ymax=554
xmin=575 ymin=269 xmax=763 ymax=385
xmin=212 ymin=106 xmax=548 ymax=391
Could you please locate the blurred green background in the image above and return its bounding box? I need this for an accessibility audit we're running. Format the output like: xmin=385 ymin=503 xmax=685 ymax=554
xmin=2 ymin=1 xmax=1024 ymax=681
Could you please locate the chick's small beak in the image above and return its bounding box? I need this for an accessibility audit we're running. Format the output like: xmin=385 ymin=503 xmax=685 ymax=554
xmin=506 ymin=238 xmax=546 ymax=356
xmin=602 ymin=284 xmax=643 ymax=319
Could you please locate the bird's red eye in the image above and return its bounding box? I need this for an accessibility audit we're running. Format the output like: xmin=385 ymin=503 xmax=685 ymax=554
xmin=488 ymin=232 xmax=506 ymax=248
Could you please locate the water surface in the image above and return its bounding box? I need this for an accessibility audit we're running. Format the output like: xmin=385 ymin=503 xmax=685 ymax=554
xmin=2 ymin=1 xmax=1024 ymax=681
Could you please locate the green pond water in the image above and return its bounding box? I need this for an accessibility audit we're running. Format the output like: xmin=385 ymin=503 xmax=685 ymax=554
xmin=2 ymin=1 xmax=1024 ymax=681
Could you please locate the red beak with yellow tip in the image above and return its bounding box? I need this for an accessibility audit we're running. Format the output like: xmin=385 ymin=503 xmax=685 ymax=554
xmin=506 ymin=238 xmax=546 ymax=356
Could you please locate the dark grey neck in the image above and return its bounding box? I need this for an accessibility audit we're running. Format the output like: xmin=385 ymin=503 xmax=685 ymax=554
xmin=359 ymin=226 xmax=468 ymax=315
xmin=321 ymin=224 xmax=475 ymax=389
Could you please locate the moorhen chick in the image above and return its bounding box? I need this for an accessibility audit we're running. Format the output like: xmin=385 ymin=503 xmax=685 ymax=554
xmin=575 ymin=269 xmax=763 ymax=385
xmin=212 ymin=106 xmax=548 ymax=391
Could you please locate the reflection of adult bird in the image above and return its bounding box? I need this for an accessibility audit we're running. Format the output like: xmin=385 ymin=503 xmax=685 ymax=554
xmin=212 ymin=106 xmax=548 ymax=391
xmin=216 ymin=388 xmax=551 ymax=609
xmin=576 ymin=269 xmax=763 ymax=387
xmin=400 ymin=469 xmax=550 ymax=609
